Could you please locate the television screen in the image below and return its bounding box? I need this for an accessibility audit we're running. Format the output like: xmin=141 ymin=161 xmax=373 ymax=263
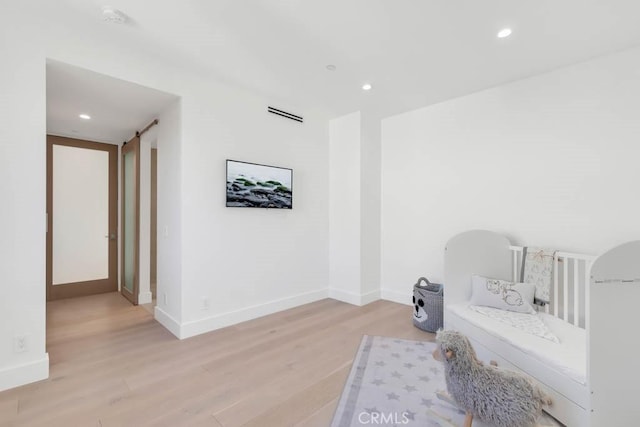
xmin=226 ymin=159 xmax=293 ymax=209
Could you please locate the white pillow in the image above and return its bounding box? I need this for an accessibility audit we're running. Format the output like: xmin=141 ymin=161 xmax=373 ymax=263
xmin=470 ymin=275 xmax=536 ymax=314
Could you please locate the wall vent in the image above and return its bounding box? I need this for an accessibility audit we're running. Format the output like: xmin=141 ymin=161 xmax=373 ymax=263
xmin=268 ymin=106 xmax=303 ymax=123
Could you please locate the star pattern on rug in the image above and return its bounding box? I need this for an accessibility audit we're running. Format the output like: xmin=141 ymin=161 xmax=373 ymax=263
xmin=405 ymin=409 xmax=416 ymax=420
xmin=419 ymin=375 xmax=430 ymax=382
xmin=391 ymin=370 xmax=403 ymax=378
xmin=371 ymin=379 xmax=385 ymax=386
xmin=403 ymin=362 xmax=415 ymax=369
xmin=403 ymin=385 xmax=417 ymax=393
xmin=386 ymin=392 xmax=400 ymax=400
xmin=375 ymin=360 xmax=386 ymax=367
xmin=421 ymin=398 xmax=434 ymax=407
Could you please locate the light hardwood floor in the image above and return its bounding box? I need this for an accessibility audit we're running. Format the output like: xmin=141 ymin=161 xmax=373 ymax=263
xmin=0 ymin=293 xmax=434 ymax=426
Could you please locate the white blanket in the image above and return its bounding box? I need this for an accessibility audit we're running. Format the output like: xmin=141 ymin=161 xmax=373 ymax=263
xmin=448 ymin=303 xmax=586 ymax=385
xmin=469 ymin=305 xmax=560 ymax=343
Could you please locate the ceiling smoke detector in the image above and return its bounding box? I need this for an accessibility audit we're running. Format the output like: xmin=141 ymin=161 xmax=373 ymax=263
xmin=102 ymin=6 xmax=128 ymax=24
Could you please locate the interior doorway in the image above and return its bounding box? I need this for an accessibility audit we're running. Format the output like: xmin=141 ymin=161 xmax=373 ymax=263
xmin=46 ymin=135 xmax=118 ymax=300
xmin=46 ymin=59 xmax=178 ymax=307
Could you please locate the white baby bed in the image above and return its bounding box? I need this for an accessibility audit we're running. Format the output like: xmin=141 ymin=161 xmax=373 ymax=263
xmin=443 ymin=230 xmax=640 ymax=427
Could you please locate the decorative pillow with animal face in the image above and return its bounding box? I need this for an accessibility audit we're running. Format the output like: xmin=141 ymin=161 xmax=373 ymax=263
xmin=470 ymin=275 xmax=536 ymax=314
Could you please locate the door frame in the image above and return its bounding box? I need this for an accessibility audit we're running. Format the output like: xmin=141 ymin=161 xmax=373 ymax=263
xmin=46 ymin=135 xmax=118 ymax=301
xmin=120 ymin=136 xmax=140 ymax=305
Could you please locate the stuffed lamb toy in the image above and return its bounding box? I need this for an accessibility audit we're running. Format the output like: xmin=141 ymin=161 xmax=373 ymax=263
xmin=433 ymin=330 xmax=552 ymax=427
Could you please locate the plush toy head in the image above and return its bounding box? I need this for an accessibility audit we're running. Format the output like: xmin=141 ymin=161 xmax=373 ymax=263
xmin=433 ymin=329 xmax=480 ymax=369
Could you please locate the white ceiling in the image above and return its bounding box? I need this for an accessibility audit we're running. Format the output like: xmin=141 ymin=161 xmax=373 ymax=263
xmin=46 ymin=60 xmax=178 ymax=144
xmin=40 ymin=0 xmax=640 ymax=131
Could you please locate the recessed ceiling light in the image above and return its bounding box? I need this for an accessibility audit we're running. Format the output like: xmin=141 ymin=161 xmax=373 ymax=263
xmin=326 ymin=64 xmax=336 ymax=71
xmin=79 ymin=114 xmax=91 ymax=120
xmin=362 ymin=83 xmax=372 ymax=91
xmin=497 ymin=28 xmax=512 ymax=38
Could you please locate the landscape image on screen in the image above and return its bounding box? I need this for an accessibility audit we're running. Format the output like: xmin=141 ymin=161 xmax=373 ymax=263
xmin=226 ymin=160 xmax=292 ymax=209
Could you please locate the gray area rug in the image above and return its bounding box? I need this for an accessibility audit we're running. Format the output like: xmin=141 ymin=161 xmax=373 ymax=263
xmin=331 ymin=335 xmax=561 ymax=427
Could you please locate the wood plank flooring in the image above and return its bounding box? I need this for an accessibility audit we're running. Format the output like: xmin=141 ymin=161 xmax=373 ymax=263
xmin=0 ymin=292 xmax=434 ymax=426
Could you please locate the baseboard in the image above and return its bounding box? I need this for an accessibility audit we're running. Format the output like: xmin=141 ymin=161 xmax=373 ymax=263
xmin=328 ymin=288 xmax=361 ymax=305
xmin=154 ymin=306 xmax=182 ymax=339
xmin=0 ymin=354 xmax=49 ymax=392
xmin=329 ymin=288 xmax=380 ymax=306
xmin=381 ymin=288 xmax=411 ymax=306
xmin=179 ymin=288 xmax=329 ymax=339
xmin=138 ymin=291 xmax=153 ymax=305
xmin=361 ymin=289 xmax=381 ymax=305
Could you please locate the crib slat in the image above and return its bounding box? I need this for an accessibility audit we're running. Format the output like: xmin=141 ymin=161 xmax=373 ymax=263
xmin=585 ymin=260 xmax=591 ymax=330
xmin=563 ymin=257 xmax=569 ymax=322
xmin=553 ymin=253 xmax=559 ymax=317
xmin=509 ymin=246 xmax=592 ymax=329
xmin=573 ymin=258 xmax=580 ymax=326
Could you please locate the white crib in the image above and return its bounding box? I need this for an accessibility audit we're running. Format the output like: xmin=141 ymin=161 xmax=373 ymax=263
xmin=443 ymin=230 xmax=640 ymax=427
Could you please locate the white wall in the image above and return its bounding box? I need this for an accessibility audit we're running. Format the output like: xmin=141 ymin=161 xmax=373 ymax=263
xmin=329 ymin=112 xmax=362 ymax=303
xmin=178 ymin=84 xmax=330 ymax=338
xmin=0 ymin=15 xmax=49 ymax=390
xmin=0 ymin=5 xmax=330 ymax=389
xmin=381 ymin=46 xmax=640 ymax=302
xmin=138 ymin=127 xmax=155 ymax=305
xmin=154 ymin=101 xmax=183 ymax=335
xmin=360 ymin=112 xmax=382 ymax=301
xmin=328 ymin=111 xmax=382 ymax=306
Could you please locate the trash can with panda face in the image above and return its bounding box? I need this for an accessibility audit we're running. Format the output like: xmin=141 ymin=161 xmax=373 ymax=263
xmin=412 ymin=277 xmax=443 ymax=333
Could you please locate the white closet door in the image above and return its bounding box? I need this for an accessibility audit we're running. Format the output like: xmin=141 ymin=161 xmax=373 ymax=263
xmin=52 ymin=145 xmax=109 ymax=285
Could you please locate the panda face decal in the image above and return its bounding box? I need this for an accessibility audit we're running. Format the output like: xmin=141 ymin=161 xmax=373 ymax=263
xmin=413 ymin=289 xmax=428 ymax=321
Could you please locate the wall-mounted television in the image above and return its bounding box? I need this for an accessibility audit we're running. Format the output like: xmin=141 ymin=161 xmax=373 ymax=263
xmin=226 ymin=159 xmax=293 ymax=209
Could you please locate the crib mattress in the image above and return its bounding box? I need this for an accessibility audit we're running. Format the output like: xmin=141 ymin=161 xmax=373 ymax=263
xmin=447 ymin=303 xmax=587 ymax=385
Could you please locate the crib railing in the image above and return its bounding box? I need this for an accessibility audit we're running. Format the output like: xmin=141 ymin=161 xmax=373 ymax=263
xmin=509 ymin=246 xmax=596 ymax=328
